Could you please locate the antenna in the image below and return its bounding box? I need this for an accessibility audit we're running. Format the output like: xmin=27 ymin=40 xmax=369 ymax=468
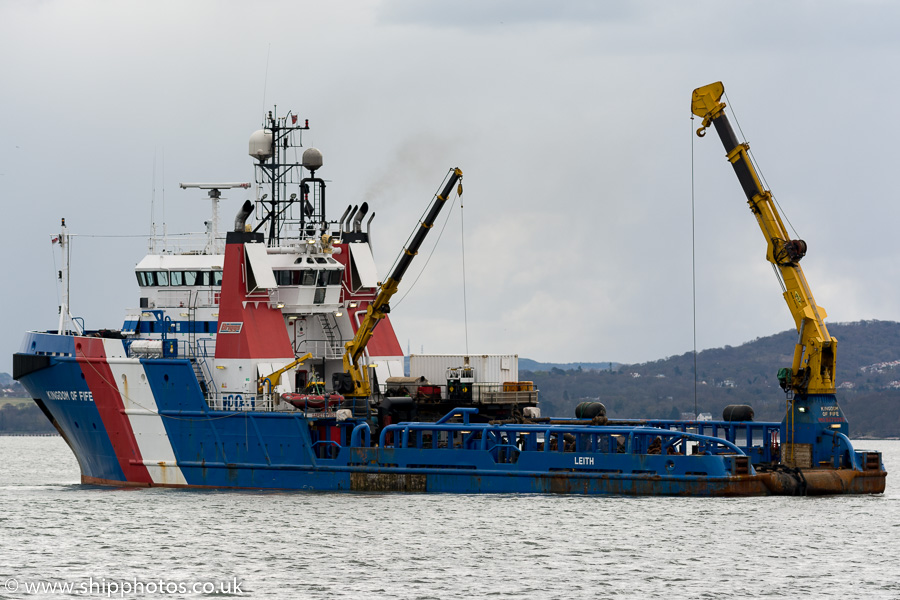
xmin=150 ymin=150 xmax=157 ymax=253
xmin=161 ymin=148 xmax=167 ymax=249
xmin=179 ymin=183 xmax=251 ymax=254
xmin=261 ymin=43 xmax=271 ymax=115
xmin=56 ymin=218 xmax=83 ymax=335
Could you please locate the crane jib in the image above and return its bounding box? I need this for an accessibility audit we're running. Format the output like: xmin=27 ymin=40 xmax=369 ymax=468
xmin=713 ymin=117 xmax=763 ymax=202
xmin=336 ymin=168 xmax=462 ymax=399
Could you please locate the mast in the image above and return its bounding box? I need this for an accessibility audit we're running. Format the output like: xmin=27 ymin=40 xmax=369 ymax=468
xmin=56 ymin=218 xmax=82 ymax=335
xmin=178 ymin=183 xmax=251 ymax=254
xmin=249 ymin=110 xmax=322 ymax=246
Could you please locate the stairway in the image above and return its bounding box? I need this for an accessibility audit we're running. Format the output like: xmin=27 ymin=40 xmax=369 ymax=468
xmin=316 ymin=314 xmax=345 ymax=359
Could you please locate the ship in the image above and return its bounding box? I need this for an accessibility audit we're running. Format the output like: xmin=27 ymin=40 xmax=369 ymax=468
xmin=12 ymin=94 xmax=887 ymax=495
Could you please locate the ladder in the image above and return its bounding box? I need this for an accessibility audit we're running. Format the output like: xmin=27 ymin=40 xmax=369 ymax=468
xmin=316 ymin=314 xmax=344 ymax=359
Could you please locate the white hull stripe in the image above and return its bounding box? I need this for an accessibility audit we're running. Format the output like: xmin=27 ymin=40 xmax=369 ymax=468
xmin=103 ymin=339 xmax=188 ymax=486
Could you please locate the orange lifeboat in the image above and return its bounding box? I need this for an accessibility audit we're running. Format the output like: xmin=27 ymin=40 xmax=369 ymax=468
xmin=281 ymin=381 xmax=343 ymax=410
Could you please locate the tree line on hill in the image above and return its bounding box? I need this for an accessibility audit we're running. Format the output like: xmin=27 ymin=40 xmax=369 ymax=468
xmin=0 ymin=402 xmax=56 ymax=434
xmin=527 ymin=320 xmax=900 ymax=439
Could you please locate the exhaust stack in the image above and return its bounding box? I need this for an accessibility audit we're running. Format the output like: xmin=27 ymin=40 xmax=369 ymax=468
xmin=353 ymin=202 xmax=369 ymax=233
xmin=233 ymin=200 xmax=254 ymax=232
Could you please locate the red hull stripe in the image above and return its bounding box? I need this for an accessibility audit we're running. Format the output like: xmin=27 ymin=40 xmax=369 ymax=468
xmin=75 ymin=338 xmax=153 ymax=484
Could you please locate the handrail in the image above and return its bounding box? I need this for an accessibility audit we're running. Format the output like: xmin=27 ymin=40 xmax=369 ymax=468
xmin=821 ymin=429 xmax=861 ymax=470
xmin=378 ymin=420 xmax=748 ymax=456
xmin=436 ymin=407 xmax=478 ymax=424
xmin=350 ymin=422 xmax=371 ymax=448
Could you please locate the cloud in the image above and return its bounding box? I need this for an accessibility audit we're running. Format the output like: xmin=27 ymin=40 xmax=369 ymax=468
xmin=2 ymin=0 xmax=900 ymax=371
xmin=377 ymin=0 xmax=636 ymax=28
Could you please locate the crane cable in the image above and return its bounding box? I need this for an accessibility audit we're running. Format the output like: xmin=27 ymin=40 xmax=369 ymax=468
xmin=391 ymin=182 xmax=462 ymax=309
xmin=460 ymin=192 xmax=469 ymax=355
xmin=690 ymin=114 xmax=699 ymax=419
xmin=724 ymin=92 xmax=800 ymax=240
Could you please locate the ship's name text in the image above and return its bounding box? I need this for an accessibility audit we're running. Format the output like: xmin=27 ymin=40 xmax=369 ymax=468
xmin=574 ymin=456 xmax=595 ymax=466
xmin=46 ymin=390 xmax=94 ymax=402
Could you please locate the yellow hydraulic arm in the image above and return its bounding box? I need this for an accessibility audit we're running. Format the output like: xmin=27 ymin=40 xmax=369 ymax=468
xmin=258 ymin=352 xmax=313 ymax=394
xmin=334 ymin=168 xmax=464 ymax=398
xmin=691 ymin=82 xmax=836 ymax=397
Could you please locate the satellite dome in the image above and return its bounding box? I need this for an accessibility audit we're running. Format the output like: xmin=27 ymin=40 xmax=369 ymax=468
xmin=302 ymin=147 xmax=323 ymax=172
xmin=249 ymin=129 xmax=273 ymax=161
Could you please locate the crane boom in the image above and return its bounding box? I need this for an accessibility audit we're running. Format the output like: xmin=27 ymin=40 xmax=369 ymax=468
xmin=691 ymin=82 xmax=836 ymax=397
xmin=334 ymin=168 xmax=464 ymax=398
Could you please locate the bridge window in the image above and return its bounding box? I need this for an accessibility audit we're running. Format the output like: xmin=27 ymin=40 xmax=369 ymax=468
xmin=301 ymin=270 xmax=317 ymax=286
xmin=316 ymin=270 xmax=342 ymax=286
xmin=274 ymin=270 xmax=304 ymax=285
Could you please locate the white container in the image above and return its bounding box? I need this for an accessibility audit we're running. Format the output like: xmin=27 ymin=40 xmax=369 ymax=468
xmin=409 ymin=354 xmax=518 ymax=385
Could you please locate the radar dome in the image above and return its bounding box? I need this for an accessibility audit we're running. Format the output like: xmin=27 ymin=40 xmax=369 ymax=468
xmin=302 ymin=147 xmax=323 ymax=172
xmin=249 ymin=129 xmax=273 ymax=161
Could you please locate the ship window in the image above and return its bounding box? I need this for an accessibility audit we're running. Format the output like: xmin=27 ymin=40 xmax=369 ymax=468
xmin=155 ymin=271 xmax=169 ymax=286
xmin=136 ymin=272 xmax=149 ymax=286
xmin=301 ymin=270 xmax=317 ymax=286
xmin=212 ymin=271 xmax=223 ymax=286
xmin=170 ymin=271 xmax=184 ymax=286
xmin=317 ymin=270 xmax=330 ymax=286
xmin=315 ymin=257 xmax=327 ymax=264
xmin=314 ymin=288 xmax=326 ymax=304
xmin=274 ymin=270 xmax=303 ymax=286
xmin=183 ymin=271 xmax=199 ymax=286
xmin=198 ymin=271 xmax=210 ymax=286
xmin=328 ymin=270 xmax=342 ymax=285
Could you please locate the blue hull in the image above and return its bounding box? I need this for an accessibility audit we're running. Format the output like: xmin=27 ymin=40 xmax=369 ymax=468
xmin=14 ymin=332 xmax=887 ymax=496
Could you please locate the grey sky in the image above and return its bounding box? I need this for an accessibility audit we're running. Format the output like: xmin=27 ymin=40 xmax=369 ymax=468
xmin=2 ymin=0 xmax=899 ymax=373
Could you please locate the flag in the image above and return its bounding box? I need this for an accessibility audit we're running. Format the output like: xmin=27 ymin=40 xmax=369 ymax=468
xmin=51 ymin=236 xmax=59 ymax=244
xmin=291 ymin=115 xmax=298 ymax=125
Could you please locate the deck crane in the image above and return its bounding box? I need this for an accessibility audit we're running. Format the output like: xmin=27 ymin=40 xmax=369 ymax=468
xmin=691 ymin=82 xmax=847 ymax=468
xmin=333 ymin=168 xmax=463 ymax=400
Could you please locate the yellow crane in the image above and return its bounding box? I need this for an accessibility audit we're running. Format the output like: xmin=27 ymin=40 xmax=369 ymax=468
xmin=258 ymin=352 xmax=313 ymax=395
xmin=691 ymin=82 xmax=836 ymax=398
xmin=333 ymin=168 xmax=464 ymax=399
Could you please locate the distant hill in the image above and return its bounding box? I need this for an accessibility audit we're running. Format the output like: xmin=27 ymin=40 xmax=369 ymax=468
xmin=518 ymin=359 xmax=621 ymax=372
xmin=0 ymin=372 xmax=26 ymax=397
xmin=524 ymin=320 xmax=900 ymax=439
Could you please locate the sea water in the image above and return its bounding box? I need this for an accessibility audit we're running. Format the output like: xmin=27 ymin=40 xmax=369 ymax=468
xmin=1 ymin=436 xmax=898 ymax=599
